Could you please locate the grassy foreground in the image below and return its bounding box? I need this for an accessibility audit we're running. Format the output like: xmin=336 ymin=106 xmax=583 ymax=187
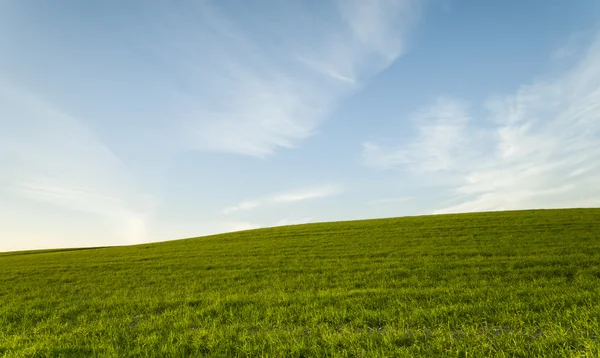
xmin=1 ymin=209 xmax=599 ymax=357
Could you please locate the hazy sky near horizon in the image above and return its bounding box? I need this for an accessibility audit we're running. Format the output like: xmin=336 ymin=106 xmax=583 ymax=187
xmin=1 ymin=0 xmax=600 ymax=252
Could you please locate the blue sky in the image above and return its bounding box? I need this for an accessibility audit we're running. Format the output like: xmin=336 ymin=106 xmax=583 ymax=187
xmin=1 ymin=0 xmax=600 ymax=252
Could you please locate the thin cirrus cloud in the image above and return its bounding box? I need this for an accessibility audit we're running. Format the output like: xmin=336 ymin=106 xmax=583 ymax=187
xmin=362 ymin=98 xmax=473 ymax=172
xmin=146 ymin=0 xmax=421 ymax=157
xmin=221 ymin=201 xmax=262 ymax=215
xmin=273 ymin=217 xmax=315 ymax=227
xmin=370 ymin=197 xmax=412 ymax=205
xmin=222 ymin=185 xmax=342 ymax=215
xmin=362 ymin=34 xmax=600 ymax=213
xmin=271 ymin=185 xmax=343 ymax=203
xmin=0 ymin=81 xmax=152 ymax=245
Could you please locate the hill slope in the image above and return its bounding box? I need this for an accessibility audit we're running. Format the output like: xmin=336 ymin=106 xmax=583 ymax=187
xmin=1 ymin=209 xmax=599 ymax=357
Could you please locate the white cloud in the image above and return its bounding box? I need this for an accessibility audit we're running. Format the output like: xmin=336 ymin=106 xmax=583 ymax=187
xmin=222 ymin=185 xmax=342 ymax=215
xmin=270 ymin=185 xmax=342 ymax=203
xmin=362 ymin=98 xmax=473 ymax=171
xmin=273 ymin=217 xmax=315 ymax=227
xmin=337 ymin=0 xmax=417 ymax=61
xmin=0 ymin=81 xmax=152 ymax=246
xmin=221 ymin=200 xmax=262 ymax=215
xmin=363 ymin=34 xmax=600 ymax=213
xmin=551 ymin=32 xmax=588 ymax=61
xmin=370 ymin=197 xmax=412 ymax=204
xmin=148 ymin=0 xmax=421 ymax=157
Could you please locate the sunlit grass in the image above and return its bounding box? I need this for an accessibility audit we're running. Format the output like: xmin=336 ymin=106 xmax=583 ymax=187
xmin=1 ymin=208 xmax=599 ymax=357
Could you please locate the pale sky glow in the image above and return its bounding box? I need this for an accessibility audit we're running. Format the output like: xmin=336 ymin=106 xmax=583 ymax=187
xmin=1 ymin=1 xmax=599 ymax=251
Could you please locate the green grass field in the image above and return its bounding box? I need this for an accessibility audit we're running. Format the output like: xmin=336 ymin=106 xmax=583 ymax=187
xmin=1 ymin=208 xmax=599 ymax=357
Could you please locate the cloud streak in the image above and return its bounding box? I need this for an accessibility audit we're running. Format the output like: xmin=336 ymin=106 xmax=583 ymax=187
xmin=221 ymin=201 xmax=262 ymax=215
xmin=370 ymin=197 xmax=412 ymax=205
xmin=363 ymin=34 xmax=600 ymax=213
xmin=273 ymin=217 xmax=315 ymax=227
xmin=222 ymin=185 xmax=342 ymax=215
xmin=270 ymin=185 xmax=343 ymax=203
xmin=362 ymin=98 xmax=473 ymax=171
xmin=145 ymin=0 xmax=421 ymax=157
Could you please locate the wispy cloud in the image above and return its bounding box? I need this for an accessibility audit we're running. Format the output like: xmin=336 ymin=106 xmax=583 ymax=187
xmin=270 ymin=185 xmax=342 ymax=203
xmin=363 ymin=34 xmax=600 ymax=213
xmin=221 ymin=201 xmax=262 ymax=215
xmin=146 ymin=0 xmax=421 ymax=157
xmin=222 ymin=185 xmax=342 ymax=214
xmin=273 ymin=217 xmax=315 ymax=227
xmin=362 ymin=98 xmax=472 ymax=171
xmin=0 ymin=81 xmax=152 ymax=244
xmin=551 ymin=32 xmax=588 ymax=61
xmin=370 ymin=197 xmax=412 ymax=205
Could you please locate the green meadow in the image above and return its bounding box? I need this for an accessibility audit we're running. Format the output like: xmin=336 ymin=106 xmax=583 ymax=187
xmin=1 ymin=208 xmax=599 ymax=357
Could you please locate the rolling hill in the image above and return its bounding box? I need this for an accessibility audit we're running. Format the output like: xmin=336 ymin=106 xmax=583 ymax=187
xmin=1 ymin=208 xmax=599 ymax=357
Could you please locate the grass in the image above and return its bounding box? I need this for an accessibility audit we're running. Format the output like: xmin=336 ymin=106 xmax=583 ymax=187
xmin=1 ymin=208 xmax=599 ymax=357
